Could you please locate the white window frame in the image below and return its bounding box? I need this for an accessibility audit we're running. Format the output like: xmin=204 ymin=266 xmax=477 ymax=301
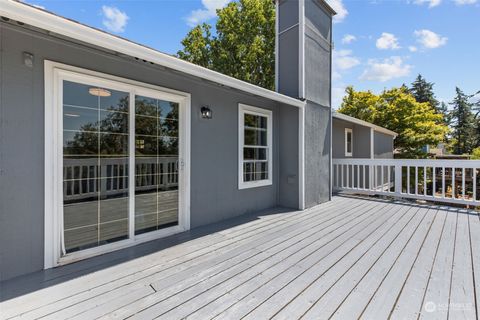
xmin=44 ymin=61 xmax=191 ymax=268
xmin=238 ymin=104 xmax=273 ymax=189
xmin=345 ymin=128 xmax=353 ymax=157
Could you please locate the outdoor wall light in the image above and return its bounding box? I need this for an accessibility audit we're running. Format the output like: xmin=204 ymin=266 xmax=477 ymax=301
xmin=201 ymin=106 xmax=212 ymax=119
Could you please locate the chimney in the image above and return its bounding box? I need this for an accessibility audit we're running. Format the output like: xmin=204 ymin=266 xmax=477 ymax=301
xmin=275 ymin=0 xmax=336 ymax=208
xmin=275 ymin=0 xmax=335 ymax=103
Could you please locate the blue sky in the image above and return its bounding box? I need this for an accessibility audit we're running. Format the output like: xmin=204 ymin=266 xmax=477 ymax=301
xmin=24 ymin=0 xmax=480 ymax=107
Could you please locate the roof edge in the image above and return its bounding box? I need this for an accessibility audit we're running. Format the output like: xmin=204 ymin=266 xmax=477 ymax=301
xmin=333 ymin=112 xmax=398 ymax=137
xmin=1 ymin=0 xmax=306 ymax=109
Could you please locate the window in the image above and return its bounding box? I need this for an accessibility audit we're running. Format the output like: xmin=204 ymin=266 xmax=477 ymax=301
xmin=345 ymin=128 xmax=353 ymax=157
xmin=239 ymin=104 xmax=273 ymax=189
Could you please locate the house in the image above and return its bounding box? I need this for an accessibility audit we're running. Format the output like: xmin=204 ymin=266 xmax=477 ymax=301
xmin=332 ymin=112 xmax=397 ymax=159
xmin=0 ymin=0 xmax=335 ymax=281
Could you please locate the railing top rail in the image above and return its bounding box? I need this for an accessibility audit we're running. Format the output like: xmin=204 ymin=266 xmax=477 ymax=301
xmin=333 ymin=158 xmax=480 ymax=167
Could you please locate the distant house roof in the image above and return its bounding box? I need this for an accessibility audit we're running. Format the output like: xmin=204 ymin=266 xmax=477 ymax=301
xmin=0 ymin=0 xmax=305 ymax=109
xmin=333 ymin=112 xmax=398 ymax=137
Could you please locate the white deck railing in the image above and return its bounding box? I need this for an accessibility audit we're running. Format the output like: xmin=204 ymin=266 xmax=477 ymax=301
xmin=333 ymin=158 xmax=480 ymax=207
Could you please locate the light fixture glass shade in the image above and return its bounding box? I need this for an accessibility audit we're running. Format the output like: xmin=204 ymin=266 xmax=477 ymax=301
xmin=201 ymin=106 xmax=212 ymax=119
xmin=88 ymin=87 xmax=111 ymax=97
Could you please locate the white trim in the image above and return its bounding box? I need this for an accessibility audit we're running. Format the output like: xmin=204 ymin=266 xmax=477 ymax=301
xmin=238 ymin=104 xmax=273 ymax=190
xmin=298 ymin=107 xmax=305 ymax=210
xmin=1 ymin=0 xmax=305 ymax=109
xmin=44 ymin=61 xmax=191 ymax=268
xmin=345 ymin=128 xmax=353 ymax=157
xmin=333 ymin=112 xmax=398 ymax=137
xmin=275 ymin=2 xmax=279 ymax=92
xmin=370 ymin=127 xmax=375 ymax=159
xmin=298 ymin=0 xmax=306 ymax=99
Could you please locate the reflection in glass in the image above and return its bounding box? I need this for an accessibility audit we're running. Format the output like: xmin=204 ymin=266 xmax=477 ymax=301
xmin=62 ymin=80 xmax=129 ymax=253
xmin=135 ymin=95 xmax=179 ymax=235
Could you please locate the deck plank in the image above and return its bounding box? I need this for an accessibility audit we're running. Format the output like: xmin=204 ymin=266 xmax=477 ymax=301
xmin=324 ymin=206 xmax=431 ymax=319
xmin=419 ymin=208 xmax=458 ymax=320
xmin=358 ymin=207 xmax=439 ymax=319
xmin=220 ymin=201 xmax=414 ymax=320
xmin=125 ymin=200 xmax=387 ymax=319
xmin=448 ymin=209 xmax=476 ymax=320
xmin=389 ymin=208 xmax=448 ymax=319
xmin=468 ymin=211 xmax=480 ymax=319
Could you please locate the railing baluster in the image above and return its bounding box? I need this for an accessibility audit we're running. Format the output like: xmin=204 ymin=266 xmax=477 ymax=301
xmin=442 ymin=167 xmax=445 ymax=198
xmin=363 ymin=165 xmax=366 ymax=190
xmin=407 ymin=166 xmax=410 ymax=195
xmin=415 ymin=166 xmax=418 ymax=195
xmin=433 ymin=166 xmax=436 ymax=198
xmin=387 ymin=166 xmax=391 ymax=193
xmin=462 ymin=167 xmax=466 ymax=199
xmin=356 ymin=165 xmax=360 ymax=189
xmin=423 ymin=166 xmax=427 ymax=196
xmin=452 ymin=167 xmax=455 ymax=199
xmin=380 ymin=166 xmax=384 ymax=192
xmin=474 ymin=168 xmax=477 ymax=202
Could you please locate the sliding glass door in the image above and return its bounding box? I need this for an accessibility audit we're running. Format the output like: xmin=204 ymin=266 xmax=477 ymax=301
xmin=55 ymin=68 xmax=187 ymax=262
xmin=63 ymin=81 xmax=130 ymax=253
xmin=134 ymin=95 xmax=179 ymax=235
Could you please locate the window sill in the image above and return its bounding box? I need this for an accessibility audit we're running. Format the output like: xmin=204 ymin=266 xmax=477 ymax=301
xmin=238 ymin=180 xmax=273 ymax=190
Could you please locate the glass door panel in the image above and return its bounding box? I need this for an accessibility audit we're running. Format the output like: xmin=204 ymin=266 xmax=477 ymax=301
xmin=63 ymin=80 xmax=129 ymax=253
xmin=134 ymin=95 xmax=179 ymax=235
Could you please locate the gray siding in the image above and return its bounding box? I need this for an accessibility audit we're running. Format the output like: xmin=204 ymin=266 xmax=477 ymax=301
xmin=0 ymin=23 xmax=299 ymax=280
xmin=332 ymin=117 xmax=395 ymax=159
xmin=332 ymin=118 xmax=371 ymax=159
xmin=304 ymin=102 xmax=331 ymax=207
xmin=277 ymin=0 xmax=300 ymax=99
xmin=374 ymin=131 xmax=395 ymax=159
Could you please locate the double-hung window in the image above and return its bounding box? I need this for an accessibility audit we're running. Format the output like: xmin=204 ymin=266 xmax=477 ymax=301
xmin=238 ymin=104 xmax=273 ymax=189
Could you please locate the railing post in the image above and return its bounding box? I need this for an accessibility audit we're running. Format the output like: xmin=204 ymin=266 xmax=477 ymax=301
xmin=394 ymin=164 xmax=402 ymax=196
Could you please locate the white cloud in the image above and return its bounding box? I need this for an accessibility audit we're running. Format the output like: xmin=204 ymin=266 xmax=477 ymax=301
xmin=332 ymin=86 xmax=347 ymax=108
xmin=413 ymin=0 xmax=442 ymax=8
xmin=414 ymin=29 xmax=448 ymax=48
xmin=102 ymin=6 xmax=129 ymax=33
xmin=376 ymin=32 xmax=401 ymax=50
xmin=342 ymin=34 xmax=357 ymax=44
xmin=409 ymin=46 xmax=418 ymax=52
xmin=334 ymin=50 xmax=361 ymax=71
xmin=326 ymin=0 xmax=348 ymax=23
xmin=454 ymin=0 xmax=477 ymax=4
xmin=186 ymin=0 xmax=230 ymax=26
xmin=360 ymin=56 xmax=412 ymax=82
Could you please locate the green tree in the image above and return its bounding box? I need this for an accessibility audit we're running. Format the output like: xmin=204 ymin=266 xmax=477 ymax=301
xmin=177 ymin=0 xmax=275 ymax=90
xmin=338 ymin=86 xmax=448 ymax=158
xmin=410 ymin=74 xmax=439 ymax=112
xmin=450 ymin=87 xmax=476 ymax=154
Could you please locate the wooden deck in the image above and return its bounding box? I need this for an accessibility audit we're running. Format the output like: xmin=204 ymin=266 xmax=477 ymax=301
xmin=1 ymin=196 xmax=480 ymax=319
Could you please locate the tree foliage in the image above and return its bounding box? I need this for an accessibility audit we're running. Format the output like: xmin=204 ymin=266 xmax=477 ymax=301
xmin=410 ymin=74 xmax=439 ymax=111
xmin=338 ymin=86 xmax=448 ymax=158
xmin=177 ymin=0 xmax=275 ymax=90
xmin=450 ymin=87 xmax=476 ymax=154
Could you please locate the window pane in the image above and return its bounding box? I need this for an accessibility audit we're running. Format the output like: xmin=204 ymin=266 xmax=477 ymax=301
xmin=243 ymin=161 xmax=268 ymax=182
xmin=243 ymin=147 xmax=267 ymax=160
xmin=135 ymin=95 xmax=179 ymax=235
xmin=62 ymin=80 xmax=129 ymax=254
xmin=244 ymin=129 xmax=267 ymax=146
xmin=244 ymin=114 xmax=267 ymax=129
